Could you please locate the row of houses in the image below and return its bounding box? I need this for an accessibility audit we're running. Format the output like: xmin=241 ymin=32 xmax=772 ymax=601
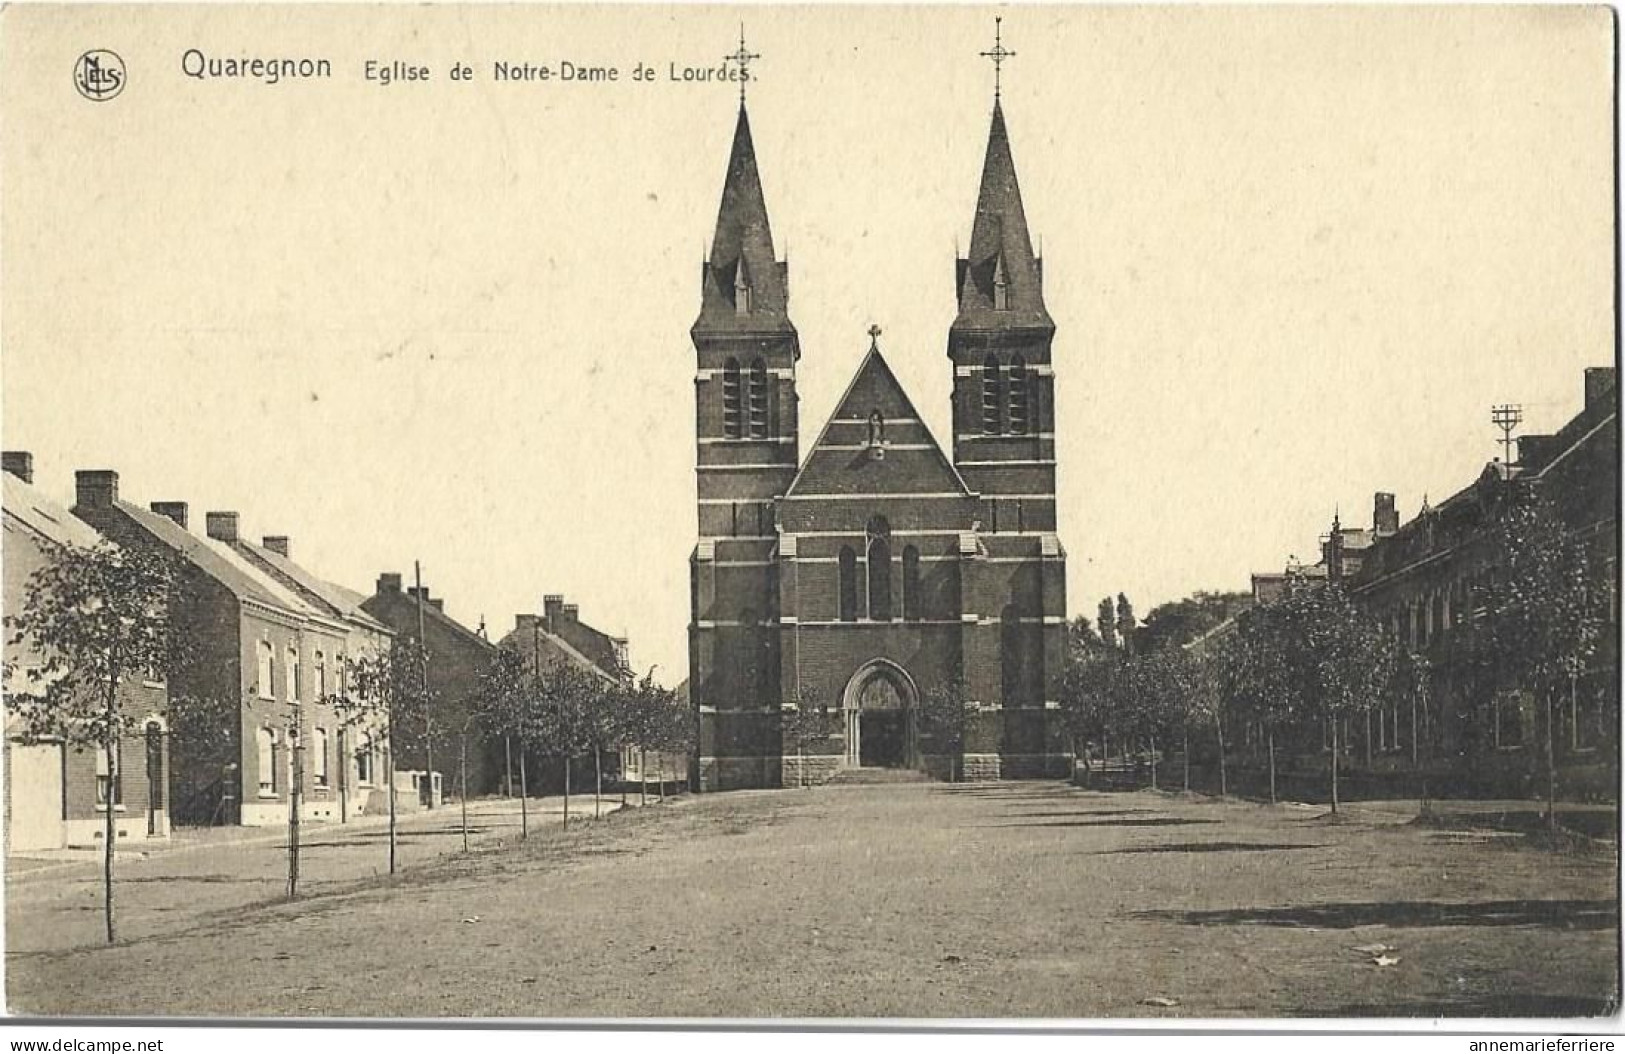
xmin=1210 ymin=365 xmax=1618 ymax=797
xmin=2 ymin=457 xmax=635 ymax=851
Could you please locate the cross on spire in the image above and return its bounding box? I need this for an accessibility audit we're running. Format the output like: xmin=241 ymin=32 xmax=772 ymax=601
xmin=980 ymin=16 xmax=1015 ymax=99
xmin=868 ymin=323 xmax=883 ymax=350
xmin=726 ymin=24 xmax=760 ymax=105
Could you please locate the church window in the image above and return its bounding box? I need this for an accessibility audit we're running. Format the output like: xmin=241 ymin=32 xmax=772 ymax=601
xmin=722 ymin=358 xmax=743 ymax=439
xmin=1008 ymin=355 xmax=1029 ymax=434
xmin=838 ymin=547 xmax=858 ymax=622
xmin=981 ymin=355 xmax=1002 ymax=434
xmin=992 ymin=253 xmax=1010 ymax=311
xmin=748 ymin=358 xmax=769 ymax=438
xmin=867 ymin=516 xmax=893 ymax=622
xmin=734 ymin=261 xmax=752 ymax=315
xmin=902 ymin=546 xmax=921 ymax=621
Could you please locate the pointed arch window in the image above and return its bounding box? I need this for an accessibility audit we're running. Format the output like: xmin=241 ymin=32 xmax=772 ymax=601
xmin=838 ymin=547 xmax=858 ymax=622
xmin=722 ymin=357 xmax=743 ymax=439
xmin=981 ymin=355 xmax=1003 ymax=434
xmin=992 ymin=253 xmax=1010 ymax=311
xmin=866 ymin=516 xmax=893 ymax=622
xmin=1008 ymin=355 xmax=1029 ymax=435
xmin=734 ymin=259 xmax=752 ymax=315
xmin=748 ymin=358 xmax=770 ymax=438
xmin=902 ymin=545 xmax=921 ymax=621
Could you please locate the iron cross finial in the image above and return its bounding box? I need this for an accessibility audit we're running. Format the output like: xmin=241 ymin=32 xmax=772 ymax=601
xmin=727 ymin=24 xmax=760 ymax=105
xmin=868 ymin=324 xmax=883 ymax=349
xmin=980 ymin=16 xmax=1015 ymax=100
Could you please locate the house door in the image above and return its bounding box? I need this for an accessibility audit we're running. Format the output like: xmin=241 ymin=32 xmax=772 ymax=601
xmin=8 ymin=742 xmax=64 ymax=851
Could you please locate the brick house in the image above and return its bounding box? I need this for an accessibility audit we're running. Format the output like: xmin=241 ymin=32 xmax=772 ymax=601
xmin=1349 ymin=366 xmax=1619 ymax=795
xmin=688 ymin=95 xmax=1069 ymax=790
xmin=3 ymin=454 xmax=170 ymax=849
xmin=71 ymin=472 xmax=352 ymax=826
xmin=227 ymin=531 xmax=396 ymax=821
xmin=361 ymin=574 xmax=502 ymax=800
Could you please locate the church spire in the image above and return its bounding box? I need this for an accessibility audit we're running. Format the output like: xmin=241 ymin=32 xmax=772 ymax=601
xmin=953 ymin=22 xmax=1050 ymax=333
xmin=695 ymin=99 xmax=791 ymax=332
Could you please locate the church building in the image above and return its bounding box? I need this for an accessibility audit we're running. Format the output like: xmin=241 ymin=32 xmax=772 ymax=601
xmin=688 ymin=54 xmax=1070 ymax=790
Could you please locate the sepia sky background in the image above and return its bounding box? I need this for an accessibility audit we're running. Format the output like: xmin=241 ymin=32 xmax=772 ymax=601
xmin=2 ymin=4 xmax=1614 ymax=680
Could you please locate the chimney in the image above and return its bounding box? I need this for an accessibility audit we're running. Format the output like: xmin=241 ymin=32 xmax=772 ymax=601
xmin=543 ymin=594 xmax=564 ymax=631
xmin=1373 ymin=492 xmax=1398 ymax=537
xmin=75 ymin=470 xmax=119 ymax=509
xmin=429 ymin=599 xmax=444 ymax=612
xmin=150 ymin=502 xmax=189 ymax=530
xmin=205 ymin=511 xmax=239 ymax=543
xmin=562 ymin=603 xmax=580 ymax=623
xmin=263 ymin=536 xmax=289 ymax=557
xmin=515 ymin=613 xmax=539 ymax=632
xmin=1584 ymin=367 xmax=1616 ymax=411
xmin=377 ymin=572 xmax=403 ymax=594
xmin=2 ymin=451 xmax=33 ymax=484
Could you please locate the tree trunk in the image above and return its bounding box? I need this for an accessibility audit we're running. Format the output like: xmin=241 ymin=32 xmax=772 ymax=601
xmin=798 ymin=742 xmax=806 ymax=789
xmin=504 ymin=735 xmax=513 ymax=799
xmin=563 ymin=755 xmax=571 ymax=830
xmin=1330 ymin=717 xmax=1340 ymax=814
xmin=1364 ymin=709 xmax=1373 ymax=768
xmin=460 ymin=733 xmax=469 ymax=854
xmin=339 ymin=728 xmax=349 ymax=825
xmin=639 ymin=746 xmax=647 ymax=806
xmin=594 ymin=749 xmax=603 ymax=819
xmin=1149 ymin=734 xmax=1158 ymax=790
xmin=519 ymin=748 xmax=529 ymax=839
xmin=657 ymin=753 xmax=666 ymax=803
xmin=1182 ymin=724 xmax=1191 ymax=793
xmin=1216 ymin=715 xmax=1228 ymax=798
xmin=1411 ymin=695 xmax=1418 ymax=770
xmin=387 ymin=742 xmax=398 ymax=874
xmin=1546 ymin=687 xmax=1560 ymax=839
xmin=1267 ymin=729 xmax=1277 ymax=805
xmin=102 ymin=672 xmax=118 ymax=945
xmin=424 ymin=716 xmax=434 ymax=811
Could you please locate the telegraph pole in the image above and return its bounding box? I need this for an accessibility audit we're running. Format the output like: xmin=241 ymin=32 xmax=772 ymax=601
xmin=1491 ymin=403 xmax=1523 ymax=465
xmin=415 ymin=560 xmax=434 ymax=809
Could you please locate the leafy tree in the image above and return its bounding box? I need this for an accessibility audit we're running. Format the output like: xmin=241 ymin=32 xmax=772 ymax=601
xmin=917 ymin=676 xmax=977 ymax=782
xmin=1136 ymin=591 xmax=1252 ymax=656
xmin=1220 ymin=603 xmax=1301 ymax=804
xmin=533 ymin=658 xmax=597 ymax=828
xmin=6 ymin=537 xmax=192 ymax=943
xmin=1115 ymin=593 xmax=1137 ymax=654
xmin=1466 ymin=497 xmax=1605 ymax=834
xmin=1097 ymin=597 xmax=1118 ymax=651
xmin=333 ymin=638 xmax=436 ymax=872
xmin=477 ymin=647 xmax=538 ymax=837
xmin=780 ymin=695 xmax=830 ymax=788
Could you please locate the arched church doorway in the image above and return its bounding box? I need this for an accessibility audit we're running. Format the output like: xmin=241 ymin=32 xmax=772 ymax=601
xmin=840 ymin=661 xmax=919 ymax=769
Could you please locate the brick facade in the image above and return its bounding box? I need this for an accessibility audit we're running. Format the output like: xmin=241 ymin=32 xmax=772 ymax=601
xmin=688 ymin=100 xmax=1070 ymax=790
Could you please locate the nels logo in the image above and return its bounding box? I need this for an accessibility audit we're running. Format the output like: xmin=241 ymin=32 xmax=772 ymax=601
xmin=74 ymin=50 xmax=126 ymax=101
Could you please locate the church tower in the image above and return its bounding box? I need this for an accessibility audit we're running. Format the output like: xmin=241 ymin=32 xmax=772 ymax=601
xmin=689 ymin=86 xmax=799 ymax=790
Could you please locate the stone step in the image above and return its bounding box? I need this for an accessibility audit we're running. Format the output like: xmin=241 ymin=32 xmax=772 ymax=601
xmin=828 ymin=766 xmax=935 ymax=786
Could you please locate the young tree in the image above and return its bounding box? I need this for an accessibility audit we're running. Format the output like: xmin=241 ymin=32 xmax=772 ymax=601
xmin=780 ymin=695 xmax=830 ymax=788
xmin=917 ymin=676 xmax=976 ymax=782
xmin=1468 ymin=497 xmax=1604 ymax=834
xmin=1115 ymin=593 xmax=1138 ymax=655
xmin=1097 ymin=597 xmax=1118 ymax=651
xmin=333 ymin=638 xmax=435 ymax=873
xmin=534 ymin=658 xmax=597 ymax=828
xmin=6 ymin=538 xmax=189 ymax=943
xmin=478 ymin=647 xmax=536 ymax=837
xmin=1221 ymin=604 xmax=1300 ymax=804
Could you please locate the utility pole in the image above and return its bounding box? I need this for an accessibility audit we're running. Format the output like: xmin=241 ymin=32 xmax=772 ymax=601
xmin=1491 ymin=403 xmax=1523 ymax=466
xmin=415 ymin=560 xmax=434 ymax=810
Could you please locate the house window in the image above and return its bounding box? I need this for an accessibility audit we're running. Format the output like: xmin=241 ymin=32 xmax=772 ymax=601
xmin=313 ymin=727 xmax=330 ymax=787
xmin=95 ymin=739 xmax=123 ymax=807
xmin=257 ymin=727 xmax=278 ymax=795
xmin=981 ymin=355 xmax=1002 ymax=434
xmin=145 ymin=721 xmax=164 ymax=809
xmin=256 ymin=640 xmax=275 ymax=700
xmin=748 ymin=358 xmax=769 ymax=439
xmin=837 ymin=546 xmax=858 ymax=623
xmin=285 ymin=646 xmax=300 ymax=703
xmin=1008 ymin=355 xmax=1029 ymax=434
xmin=356 ymin=736 xmax=374 ymax=786
xmin=722 ymin=358 xmax=743 ymax=439
xmin=314 ymin=651 xmax=327 ymax=701
xmin=902 ymin=545 xmax=921 ymax=621
xmin=866 ymin=516 xmax=893 ymax=622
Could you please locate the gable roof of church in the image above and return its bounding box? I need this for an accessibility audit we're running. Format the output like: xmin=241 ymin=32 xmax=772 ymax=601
xmin=694 ymin=104 xmax=794 ymax=336
xmin=954 ymin=101 xmax=1052 ymax=333
xmin=783 ymin=343 xmax=973 ymax=500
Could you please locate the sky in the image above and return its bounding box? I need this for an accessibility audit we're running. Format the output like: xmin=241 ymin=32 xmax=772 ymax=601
xmin=1 ymin=5 xmax=1614 ymax=682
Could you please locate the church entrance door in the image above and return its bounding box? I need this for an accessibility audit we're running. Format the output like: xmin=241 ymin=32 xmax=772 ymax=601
xmin=840 ymin=660 xmax=919 ymax=770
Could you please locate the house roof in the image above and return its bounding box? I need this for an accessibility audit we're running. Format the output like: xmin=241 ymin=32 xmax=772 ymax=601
xmin=498 ymin=616 xmax=621 ymax=686
xmin=3 ymin=473 xmax=104 ymax=550
xmin=108 ymin=500 xmax=305 ymax=616
xmin=232 ymin=538 xmax=392 ymax=635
